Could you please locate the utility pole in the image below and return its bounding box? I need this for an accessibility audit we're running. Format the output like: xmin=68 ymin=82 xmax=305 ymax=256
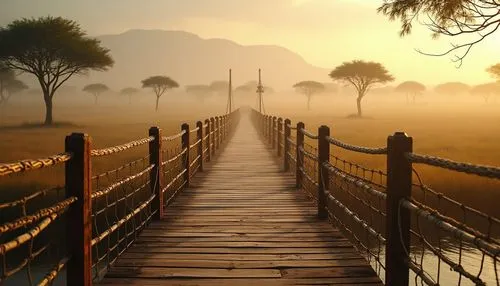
xmin=256 ymin=68 xmax=265 ymax=113
xmin=226 ymin=69 xmax=233 ymax=114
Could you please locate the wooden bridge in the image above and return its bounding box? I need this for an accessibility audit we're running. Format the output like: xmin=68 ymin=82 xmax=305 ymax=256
xmin=1 ymin=108 xmax=499 ymax=286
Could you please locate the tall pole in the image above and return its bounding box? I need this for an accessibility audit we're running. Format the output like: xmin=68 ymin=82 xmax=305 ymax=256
xmin=257 ymin=68 xmax=264 ymax=113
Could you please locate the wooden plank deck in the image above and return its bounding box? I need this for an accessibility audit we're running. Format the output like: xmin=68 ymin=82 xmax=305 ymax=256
xmin=99 ymin=112 xmax=383 ymax=285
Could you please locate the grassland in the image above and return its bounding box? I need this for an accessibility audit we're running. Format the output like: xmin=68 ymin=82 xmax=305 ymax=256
xmin=1 ymin=89 xmax=499 ymax=220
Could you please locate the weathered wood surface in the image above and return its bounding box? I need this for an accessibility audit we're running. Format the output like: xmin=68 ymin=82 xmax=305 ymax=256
xmin=99 ymin=112 xmax=382 ymax=285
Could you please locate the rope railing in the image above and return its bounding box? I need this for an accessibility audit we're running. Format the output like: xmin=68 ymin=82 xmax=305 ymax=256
xmin=90 ymin=136 xmax=154 ymax=157
xmin=407 ymin=152 xmax=500 ymax=179
xmin=0 ymin=109 xmax=240 ymax=285
xmin=0 ymin=152 xmax=72 ymax=177
xmin=250 ymin=109 xmax=500 ymax=286
xmin=326 ymin=136 xmax=388 ymax=155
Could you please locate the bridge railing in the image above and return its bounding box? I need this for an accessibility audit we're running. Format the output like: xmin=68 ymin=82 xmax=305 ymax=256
xmin=251 ymin=109 xmax=500 ymax=286
xmin=0 ymin=109 xmax=240 ymax=285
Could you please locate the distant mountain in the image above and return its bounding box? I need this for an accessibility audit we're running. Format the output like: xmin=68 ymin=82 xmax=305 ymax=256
xmin=67 ymin=29 xmax=331 ymax=90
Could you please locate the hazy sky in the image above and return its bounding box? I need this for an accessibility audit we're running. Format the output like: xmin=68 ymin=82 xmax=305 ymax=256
xmin=1 ymin=0 xmax=498 ymax=85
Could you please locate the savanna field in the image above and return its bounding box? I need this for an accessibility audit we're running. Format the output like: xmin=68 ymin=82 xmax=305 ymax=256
xmin=1 ymin=89 xmax=499 ymax=219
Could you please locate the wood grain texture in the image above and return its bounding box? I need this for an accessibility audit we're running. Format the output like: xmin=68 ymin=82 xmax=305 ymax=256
xmin=99 ymin=111 xmax=382 ymax=285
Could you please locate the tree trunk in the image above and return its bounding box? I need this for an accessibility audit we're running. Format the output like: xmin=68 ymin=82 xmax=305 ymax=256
xmin=94 ymin=94 xmax=98 ymax=105
xmin=44 ymin=94 xmax=53 ymax=125
xmin=307 ymin=95 xmax=311 ymax=110
xmin=356 ymin=96 xmax=362 ymax=117
xmin=412 ymin=94 xmax=416 ymax=104
xmin=155 ymin=96 xmax=160 ymax=111
xmin=129 ymin=95 xmax=132 ymax=104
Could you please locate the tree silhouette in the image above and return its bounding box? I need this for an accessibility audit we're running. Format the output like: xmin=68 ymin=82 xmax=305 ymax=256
xmin=83 ymin=83 xmax=109 ymax=105
xmin=470 ymin=83 xmax=500 ymax=103
xmin=0 ymin=16 xmax=113 ymax=125
xmin=293 ymin=81 xmax=325 ymax=110
xmin=120 ymin=87 xmax=139 ymax=104
xmin=142 ymin=76 xmax=179 ymax=111
xmin=378 ymin=1 xmax=500 ymax=66
xmin=395 ymin=81 xmax=426 ymax=104
xmin=185 ymin=84 xmax=212 ymax=103
xmin=434 ymin=82 xmax=470 ymax=96
xmin=329 ymin=60 xmax=394 ymax=117
xmin=209 ymin=81 xmax=230 ymax=97
xmin=487 ymin=64 xmax=500 ymax=81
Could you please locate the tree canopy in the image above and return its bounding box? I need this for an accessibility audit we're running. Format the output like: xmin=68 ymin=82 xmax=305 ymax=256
xmin=0 ymin=64 xmax=27 ymax=105
xmin=329 ymin=60 xmax=394 ymax=116
xmin=487 ymin=64 xmax=500 ymax=81
xmin=470 ymin=82 xmax=500 ymax=102
xmin=395 ymin=81 xmax=426 ymax=103
xmin=83 ymin=83 xmax=110 ymax=104
xmin=434 ymin=82 xmax=470 ymax=95
xmin=378 ymin=0 xmax=500 ymax=65
xmin=142 ymin=76 xmax=179 ymax=111
xmin=185 ymin=84 xmax=212 ymax=102
xmin=293 ymin=81 xmax=325 ymax=110
xmin=120 ymin=87 xmax=139 ymax=95
xmin=0 ymin=16 xmax=113 ymax=124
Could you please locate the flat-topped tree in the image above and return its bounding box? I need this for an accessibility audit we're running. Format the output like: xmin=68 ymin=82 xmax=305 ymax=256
xmin=83 ymin=83 xmax=109 ymax=105
xmin=329 ymin=60 xmax=394 ymax=117
xmin=434 ymin=82 xmax=470 ymax=96
xmin=378 ymin=0 xmax=500 ymax=66
xmin=120 ymin=87 xmax=139 ymax=104
xmin=471 ymin=83 xmax=500 ymax=103
xmin=185 ymin=84 xmax=211 ymax=103
xmin=293 ymin=81 xmax=325 ymax=110
xmin=142 ymin=76 xmax=179 ymax=111
xmin=395 ymin=81 xmax=426 ymax=103
xmin=209 ymin=81 xmax=230 ymax=97
xmin=487 ymin=64 xmax=500 ymax=82
xmin=0 ymin=16 xmax=113 ymax=125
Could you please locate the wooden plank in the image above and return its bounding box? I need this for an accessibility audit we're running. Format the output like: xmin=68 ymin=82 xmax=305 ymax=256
xmin=125 ymin=247 xmax=356 ymax=254
xmin=118 ymin=253 xmax=363 ymax=261
xmin=99 ymin=277 xmax=383 ymax=285
xmin=105 ymin=267 xmax=282 ymax=278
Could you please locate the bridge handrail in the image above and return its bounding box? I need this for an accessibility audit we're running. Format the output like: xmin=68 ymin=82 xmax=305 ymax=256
xmin=407 ymin=152 xmax=500 ymax=179
xmin=0 ymin=109 xmax=240 ymax=285
xmin=0 ymin=152 xmax=72 ymax=177
xmin=326 ymin=136 xmax=388 ymax=155
xmin=251 ymin=109 xmax=500 ymax=286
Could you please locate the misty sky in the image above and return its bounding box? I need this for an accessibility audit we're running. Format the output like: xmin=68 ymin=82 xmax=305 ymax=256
xmin=1 ymin=0 xmax=498 ymax=85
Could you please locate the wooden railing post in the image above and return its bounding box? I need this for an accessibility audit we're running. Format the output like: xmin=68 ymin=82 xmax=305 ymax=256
xmin=317 ymin=125 xmax=330 ymax=219
xmin=385 ymin=132 xmax=412 ymax=286
xmin=149 ymin=127 xmax=163 ymax=220
xmin=210 ymin=117 xmax=215 ymax=156
xmin=277 ymin=118 xmax=283 ymax=156
xmin=65 ymin=133 xmax=92 ymax=286
xmin=215 ymin=116 xmax=220 ymax=150
xmin=268 ymin=116 xmax=273 ymax=145
xmin=205 ymin=119 xmax=211 ymax=162
xmin=272 ymin=116 xmax=277 ymax=148
xmin=196 ymin=121 xmax=203 ymax=172
xmin=181 ymin=123 xmax=190 ymax=187
xmin=284 ymin=119 xmax=291 ymax=172
xmin=296 ymin=122 xmax=304 ymax=188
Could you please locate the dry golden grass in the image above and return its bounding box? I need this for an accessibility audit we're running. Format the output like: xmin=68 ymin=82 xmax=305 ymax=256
xmin=1 ymin=91 xmax=499 ymax=218
xmin=263 ymin=92 xmax=500 ymax=218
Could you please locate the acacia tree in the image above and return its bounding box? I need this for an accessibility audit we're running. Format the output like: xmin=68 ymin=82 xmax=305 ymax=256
xmin=470 ymin=83 xmax=500 ymax=103
xmin=0 ymin=17 xmax=113 ymax=125
xmin=0 ymin=64 xmax=15 ymax=105
xmin=487 ymin=64 xmax=500 ymax=81
xmin=2 ymin=79 xmax=28 ymax=104
xmin=434 ymin=82 xmax=470 ymax=96
xmin=209 ymin=81 xmax=230 ymax=97
xmin=83 ymin=83 xmax=109 ymax=105
xmin=395 ymin=81 xmax=426 ymax=103
xmin=141 ymin=76 xmax=179 ymax=111
xmin=329 ymin=60 xmax=394 ymax=117
xmin=120 ymin=87 xmax=139 ymax=104
xmin=378 ymin=1 xmax=500 ymax=66
xmin=293 ymin=81 xmax=325 ymax=110
xmin=185 ymin=84 xmax=211 ymax=103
